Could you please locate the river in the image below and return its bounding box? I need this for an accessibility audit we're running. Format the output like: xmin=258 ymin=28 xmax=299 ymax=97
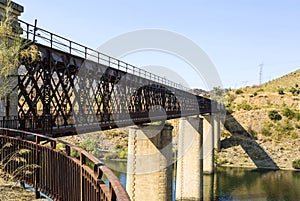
xmin=103 ymin=160 xmax=300 ymax=201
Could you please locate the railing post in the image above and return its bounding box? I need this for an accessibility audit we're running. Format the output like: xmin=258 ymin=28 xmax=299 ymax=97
xmin=50 ymin=33 xmax=53 ymax=48
xmin=69 ymin=41 xmax=72 ymax=54
xmin=80 ymin=153 xmax=86 ymax=201
xmin=26 ymin=23 xmax=29 ymax=40
xmin=35 ymin=135 xmax=41 ymax=199
xmin=33 ymin=19 xmax=37 ymax=43
xmin=110 ymin=182 xmax=117 ymax=201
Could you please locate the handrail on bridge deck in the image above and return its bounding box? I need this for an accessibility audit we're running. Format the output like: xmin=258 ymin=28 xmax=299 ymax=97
xmin=18 ymin=19 xmax=190 ymax=92
xmin=0 ymin=128 xmax=130 ymax=201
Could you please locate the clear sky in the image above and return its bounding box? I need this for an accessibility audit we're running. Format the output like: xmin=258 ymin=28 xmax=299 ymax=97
xmin=15 ymin=0 xmax=300 ymax=89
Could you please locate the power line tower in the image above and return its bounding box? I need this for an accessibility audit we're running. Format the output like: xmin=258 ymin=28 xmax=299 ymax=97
xmin=259 ymin=62 xmax=264 ymax=86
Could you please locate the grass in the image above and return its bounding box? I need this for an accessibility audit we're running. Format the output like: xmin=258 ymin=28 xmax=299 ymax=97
xmin=0 ymin=143 xmax=40 ymax=200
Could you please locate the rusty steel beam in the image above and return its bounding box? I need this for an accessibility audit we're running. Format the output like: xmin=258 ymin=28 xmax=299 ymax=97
xmin=15 ymin=19 xmax=221 ymax=137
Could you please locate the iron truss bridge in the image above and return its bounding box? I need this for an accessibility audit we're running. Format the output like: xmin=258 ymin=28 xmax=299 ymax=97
xmin=12 ymin=20 xmax=221 ymax=137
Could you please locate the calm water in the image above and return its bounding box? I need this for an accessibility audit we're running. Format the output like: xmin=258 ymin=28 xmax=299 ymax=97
xmin=104 ymin=160 xmax=300 ymax=201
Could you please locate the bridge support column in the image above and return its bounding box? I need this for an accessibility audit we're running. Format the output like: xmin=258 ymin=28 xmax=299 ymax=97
xmin=126 ymin=124 xmax=173 ymax=201
xmin=203 ymin=174 xmax=215 ymax=201
xmin=176 ymin=116 xmax=203 ymax=201
xmin=213 ymin=114 xmax=221 ymax=151
xmin=202 ymin=114 xmax=214 ymax=174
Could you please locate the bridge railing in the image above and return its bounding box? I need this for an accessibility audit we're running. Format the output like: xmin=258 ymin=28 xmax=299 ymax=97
xmin=0 ymin=128 xmax=130 ymax=201
xmin=0 ymin=116 xmax=18 ymax=129
xmin=18 ymin=19 xmax=190 ymax=92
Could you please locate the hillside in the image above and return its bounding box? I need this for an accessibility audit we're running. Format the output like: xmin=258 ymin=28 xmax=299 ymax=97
xmin=217 ymin=69 xmax=300 ymax=170
xmin=59 ymin=69 xmax=300 ymax=170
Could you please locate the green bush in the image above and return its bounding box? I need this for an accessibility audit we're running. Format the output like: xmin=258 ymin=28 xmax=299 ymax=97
xmin=268 ymin=110 xmax=282 ymax=121
xmin=282 ymin=107 xmax=295 ymax=119
xmin=295 ymin=112 xmax=300 ymax=121
xmin=71 ymin=149 xmax=80 ymax=158
xmin=277 ymin=88 xmax=285 ymax=95
xmin=291 ymin=133 xmax=298 ymax=139
xmin=235 ymin=89 xmax=243 ymax=95
xmin=118 ymin=147 xmax=128 ymax=159
xmin=292 ymin=159 xmax=300 ymax=169
xmin=289 ymin=87 xmax=299 ymax=96
xmin=80 ymin=138 xmax=99 ymax=156
xmin=104 ymin=152 xmax=119 ymax=160
xmin=239 ymin=100 xmax=252 ymax=111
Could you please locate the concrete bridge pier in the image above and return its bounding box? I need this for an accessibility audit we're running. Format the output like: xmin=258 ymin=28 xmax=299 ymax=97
xmin=213 ymin=113 xmax=221 ymax=151
xmin=126 ymin=124 xmax=173 ymax=201
xmin=202 ymin=114 xmax=214 ymax=174
xmin=175 ymin=116 xmax=203 ymax=201
xmin=203 ymin=174 xmax=215 ymax=201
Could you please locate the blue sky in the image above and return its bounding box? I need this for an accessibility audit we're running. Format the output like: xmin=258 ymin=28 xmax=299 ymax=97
xmin=16 ymin=0 xmax=300 ymax=89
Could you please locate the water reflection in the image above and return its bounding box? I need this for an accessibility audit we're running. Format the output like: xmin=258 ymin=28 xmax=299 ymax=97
xmin=215 ymin=167 xmax=300 ymax=201
xmin=103 ymin=160 xmax=300 ymax=201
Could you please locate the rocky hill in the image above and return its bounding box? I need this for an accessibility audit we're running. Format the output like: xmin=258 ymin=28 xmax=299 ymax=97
xmin=217 ymin=69 xmax=300 ymax=170
xmin=59 ymin=69 xmax=300 ymax=170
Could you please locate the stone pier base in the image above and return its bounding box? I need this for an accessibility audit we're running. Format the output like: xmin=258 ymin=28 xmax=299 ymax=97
xmin=126 ymin=124 xmax=173 ymax=201
xmin=176 ymin=116 xmax=203 ymax=201
xmin=202 ymin=114 xmax=214 ymax=174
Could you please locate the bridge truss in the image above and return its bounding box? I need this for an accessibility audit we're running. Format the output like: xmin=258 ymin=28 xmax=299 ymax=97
xmin=16 ymin=20 xmax=216 ymax=136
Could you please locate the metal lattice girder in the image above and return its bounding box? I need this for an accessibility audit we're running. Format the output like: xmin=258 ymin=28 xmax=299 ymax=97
xmin=18 ymin=44 xmax=215 ymax=136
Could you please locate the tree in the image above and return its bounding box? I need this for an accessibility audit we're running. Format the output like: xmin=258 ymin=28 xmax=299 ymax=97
xmin=0 ymin=0 xmax=23 ymax=98
xmin=210 ymin=86 xmax=225 ymax=102
xmin=0 ymin=1 xmax=41 ymax=116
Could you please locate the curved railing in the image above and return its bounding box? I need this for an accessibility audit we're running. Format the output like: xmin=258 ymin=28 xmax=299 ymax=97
xmin=0 ymin=128 xmax=130 ymax=201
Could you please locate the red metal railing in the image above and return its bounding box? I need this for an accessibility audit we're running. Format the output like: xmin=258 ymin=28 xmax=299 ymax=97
xmin=0 ymin=128 xmax=130 ymax=201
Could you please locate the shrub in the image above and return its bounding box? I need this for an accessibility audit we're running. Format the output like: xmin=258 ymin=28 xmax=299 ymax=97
xmin=282 ymin=107 xmax=295 ymax=119
xmin=261 ymin=128 xmax=271 ymax=136
xmin=118 ymin=147 xmax=128 ymax=159
xmin=289 ymin=87 xmax=299 ymax=96
xmin=71 ymin=149 xmax=80 ymax=158
xmin=268 ymin=110 xmax=282 ymax=121
xmin=235 ymin=89 xmax=243 ymax=95
xmin=225 ymin=94 xmax=236 ymax=105
xmin=292 ymin=159 xmax=300 ymax=169
xmin=296 ymin=124 xmax=300 ymax=129
xmin=239 ymin=100 xmax=252 ymax=111
xmin=291 ymin=133 xmax=298 ymax=139
xmin=80 ymin=138 xmax=99 ymax=156
xmin=295 ymin=112 xmax=300 ymax=121
xmin=277 ymin=88 xmax=285 ymax=95
xmin=217 ymin=158 xmax=228 ymax=165
xmin=104 ymin=152 xmax=119 ymax=160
